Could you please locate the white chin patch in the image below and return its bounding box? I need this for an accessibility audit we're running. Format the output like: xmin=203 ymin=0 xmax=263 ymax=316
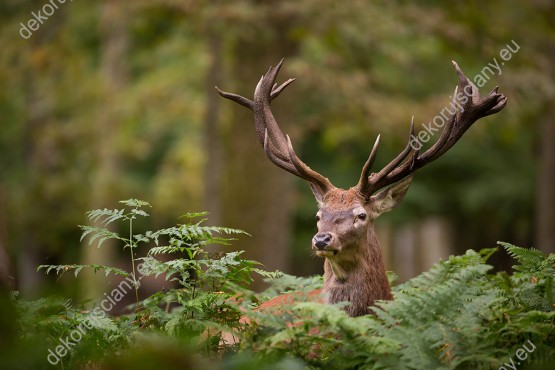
xmin=315 ymin=250 xmax=338 ymax=258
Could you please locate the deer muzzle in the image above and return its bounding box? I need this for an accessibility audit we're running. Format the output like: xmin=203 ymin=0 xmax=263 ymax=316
xmin=312 ymin=233 xmax=338 ymax=257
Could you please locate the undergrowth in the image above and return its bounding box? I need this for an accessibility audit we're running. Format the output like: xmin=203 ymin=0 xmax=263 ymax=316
xmin=0 ymin=199 xmax=553 ymax=370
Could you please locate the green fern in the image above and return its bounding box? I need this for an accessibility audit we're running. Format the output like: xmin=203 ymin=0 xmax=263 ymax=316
xmin=500 ymin=241 xmax=555 ymax=276
xmin=498 ymin=241 xmax=555 ymax=311
xmin=20 ymin=201 xmax=555 ymax=369
xmin=241 ymin=246 xmax=555 ymax=370
xmin=37 ymin=264 xmax=130 ymax=278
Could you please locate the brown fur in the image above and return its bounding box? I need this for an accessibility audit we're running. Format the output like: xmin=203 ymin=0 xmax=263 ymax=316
xmin=322 ymin=227 xmax=392 ymax=316
xmin=315 ymin=187 xmax=401 ymax=317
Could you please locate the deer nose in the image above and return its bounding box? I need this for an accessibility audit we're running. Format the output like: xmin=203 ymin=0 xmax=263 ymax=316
xmin=313 ymin=233 xmax=332 ymax=250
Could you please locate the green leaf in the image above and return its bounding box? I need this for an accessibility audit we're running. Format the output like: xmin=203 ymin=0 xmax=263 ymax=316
xmin=38 ymin=264 xmax=130 ymax=278
xmin=79 ymin=226 xmax=122 ymax=247
xmin=119 ymin=199 xmax=151 ymax=208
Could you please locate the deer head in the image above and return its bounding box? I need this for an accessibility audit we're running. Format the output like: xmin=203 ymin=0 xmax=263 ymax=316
xmin=217 ymin=60 xmax=507 ymax=316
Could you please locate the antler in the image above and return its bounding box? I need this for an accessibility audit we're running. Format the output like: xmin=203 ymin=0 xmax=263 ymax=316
xmin=216 ymin=59 xmax=335 ymax=197
xmin=356 ymin=61 xmax=507 ymax=199
xmin=217 ymin=59 xmax=507 ymax=203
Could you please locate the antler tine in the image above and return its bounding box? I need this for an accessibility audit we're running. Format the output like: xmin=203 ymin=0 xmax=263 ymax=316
xmin=215 ymin=87 xmax=254 ymax=110
xmin=253 ymin=65 xmax=294 ymax=152
xmin=255 ymin=59 xmax=284 ymax=99
xmin=271 ymin=78 xmax=296 ymax=99
xmin=219 ymin=59 xmax=335 ymax=196
xmin=254 ymin=64 xmax=290 ymax=160
xmin=363 ymin=62 xmax=507 ymax=197
xmin=360 ymin=117 xmax=416 ymax=195
xmin=356 ymin=134 xmax=381 ymax=196
xmin=216 ymin=77 xmax=295 ymax=109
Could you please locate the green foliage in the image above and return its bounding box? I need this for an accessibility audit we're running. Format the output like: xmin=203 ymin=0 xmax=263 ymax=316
xmin=23 ymin=199 xmax=259 ymax=368
xmin=37 ymin=264 xmax=131 ymax=278
xmin=3 ymin=201 xmax=554 ymax=369
xmin=494 ymin=242 xmax=555 ymax=332
xmin=241 ymin=243 xmax=554 ymax=370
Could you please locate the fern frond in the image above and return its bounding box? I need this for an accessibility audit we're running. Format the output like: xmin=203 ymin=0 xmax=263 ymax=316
xmin=147 ymin=245 xmax=187 ymax=256
xmin=86 ymin=208 xmax=126 ymax=224
xmin=499 ymin=241 xmax=554 ymax=276
xmin=131 ymin=208 xmax=149 ymax=218
xmin=501 ymin=242 xmax=544 ymax=266
xmin=119 ymin=198 xmax=151 ymax=208
xmin=179 ymin=211 xmax=209 ymax=220
xmin=37 ymin=264 xmax=130 ymax=278
xmin=79 ymin=225 xmax=123 ymax=247
xmin=137 ymin=256 xmax=193 ymax=281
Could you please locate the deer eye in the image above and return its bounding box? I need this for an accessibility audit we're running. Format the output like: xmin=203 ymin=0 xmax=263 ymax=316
xmin=357 ymin=213 xmax=367 ymax=221
xmin=316 ymin=215 xmax=321 ymax=222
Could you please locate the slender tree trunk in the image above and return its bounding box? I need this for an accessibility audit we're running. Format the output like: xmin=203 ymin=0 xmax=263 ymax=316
xmin=222 ymin=57 xmax=294 ymax=284
xmin=203 ymin=35 xmax=223 ymax=229
xmin=375 ymin=223 xmax=393 ymax=270
xmin=17 ymin=44 xmax=45 ymax=297
xmin=419 ymin=217 xmax=453 ymax=271
xmin=0 ymin=185 xmax=11 ymax=290
xmin=221 ymin=24 xmax=298 ymax=288
xmin=536 ymin=116 xmax=555 ymax=253
xmin=535 ymin=44 xmax=555 ymax=253
xmin=81 ymin=0 xmax=129 ymax=300
xmin=393 ymin=224 xmax=418 ymax=282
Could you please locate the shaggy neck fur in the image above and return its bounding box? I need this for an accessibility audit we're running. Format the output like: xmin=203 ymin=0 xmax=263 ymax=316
xmin=322 ymin=226 xmax=392 ymax=317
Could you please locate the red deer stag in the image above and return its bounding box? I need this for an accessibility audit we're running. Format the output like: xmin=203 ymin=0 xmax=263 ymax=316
xmin=217 ymin=60 xmax=506 ymax=317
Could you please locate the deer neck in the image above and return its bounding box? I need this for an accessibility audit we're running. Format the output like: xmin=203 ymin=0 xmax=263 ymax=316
xmin=322 ymin=227 xmax=392 ymax=317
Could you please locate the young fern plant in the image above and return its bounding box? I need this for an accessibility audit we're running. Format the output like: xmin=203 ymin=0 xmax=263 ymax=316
xmin=86 ymin=198 xmax=151 ymax=302
xmin=37 ymin=199 xmax=250 ymax=309
xmin=38 ymin=199 xmax=151 ymax=303
xmin=31 ymin=198 xmax=268 ymax=362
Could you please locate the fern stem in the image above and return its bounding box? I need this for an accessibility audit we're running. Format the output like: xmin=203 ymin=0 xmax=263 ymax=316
xmin=129 ymin=213 xmax=139 ymax=304
xmin=191 ymin=284 xmax=196 ymax=320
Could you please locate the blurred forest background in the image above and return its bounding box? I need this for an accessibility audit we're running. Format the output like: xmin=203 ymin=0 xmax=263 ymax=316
xmin=0 ymin=0 xmax=553 ymax=299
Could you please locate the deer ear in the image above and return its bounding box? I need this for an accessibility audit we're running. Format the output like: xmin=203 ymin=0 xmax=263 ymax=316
xmin=370 ymin=176 xmax=413 ymax=217
xmin=309 ymin=183 xmax=325 ymax=206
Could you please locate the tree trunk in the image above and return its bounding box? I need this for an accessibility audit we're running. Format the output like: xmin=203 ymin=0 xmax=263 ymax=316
xmin=536 ymin=116 xmax=555 ymax=253
xmin=17 ymin=39 xmax=47 ymax=297
xmin=392 ymin=224 xmax=418 ymax=282
xmin=81 ymin=0 xmax=129 ymax=301
xmin=203 ymin=34 xmax=223 ymax=230
xmin=221 ymin=33 xmax=298 ymax=288
xmin=419 ymin=217 xmax=453 ymax=271
xmin=0 ymin=185 xmax=11 ymax=290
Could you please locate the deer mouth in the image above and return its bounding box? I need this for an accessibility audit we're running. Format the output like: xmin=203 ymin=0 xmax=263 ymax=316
xmin=315 ymin=250 xmax=339 ymax=258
